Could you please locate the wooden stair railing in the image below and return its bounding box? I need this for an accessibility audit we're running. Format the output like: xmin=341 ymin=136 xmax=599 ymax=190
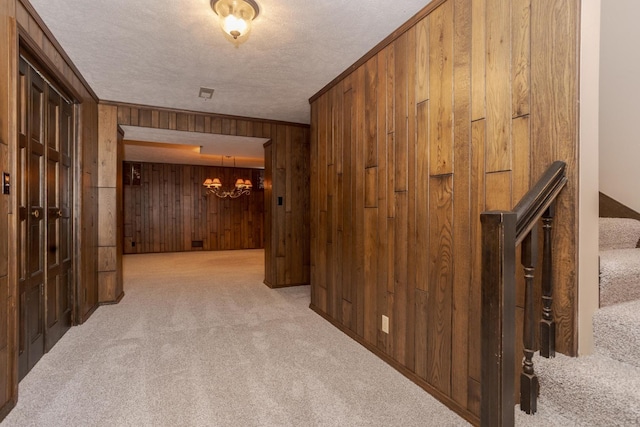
xmin=480 ymin=161 xmax=567 ymax=427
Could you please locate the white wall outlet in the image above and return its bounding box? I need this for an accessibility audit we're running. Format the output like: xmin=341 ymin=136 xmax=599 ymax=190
xmin=381 ymin=315 xmax=389 ymax=334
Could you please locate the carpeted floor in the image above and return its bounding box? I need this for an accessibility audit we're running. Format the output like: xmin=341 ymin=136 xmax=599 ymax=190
xmin=1 ymin=250 xmax=469 ymax=427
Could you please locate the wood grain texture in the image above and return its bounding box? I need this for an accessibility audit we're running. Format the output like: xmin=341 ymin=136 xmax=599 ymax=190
xmin=531 ymin=0 xmax=579 ymax=355
xmin=308 ymin=0 xmax=581 ymax=419
xmin=485 ymin=0 xmax=512 ymax=172
xmin=123 ymin=163 xmax=264 ymax=254
xmin=451 ymin=0 xmax=472 ymax=407
xmin=429 ymin=1 xmax=454 ymax=176
xmin=427 ymin=175 xmax=453 ymax=395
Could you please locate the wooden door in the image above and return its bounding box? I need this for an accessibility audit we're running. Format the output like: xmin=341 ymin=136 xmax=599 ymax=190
xmin=18 ymin=59 xmax=46 ymax=380
xmin=44 ymin=90 xmax=73 ymax=351
xmin=17 ymin=57 xmax=74 ymax=379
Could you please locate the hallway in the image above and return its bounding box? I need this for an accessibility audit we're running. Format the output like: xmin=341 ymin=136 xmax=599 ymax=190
xmin=2 ymin=250 xmax=467 ymax=426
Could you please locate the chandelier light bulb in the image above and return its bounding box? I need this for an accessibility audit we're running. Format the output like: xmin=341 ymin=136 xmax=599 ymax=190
xmin=211 ymin=0 xmax=259 ymax=42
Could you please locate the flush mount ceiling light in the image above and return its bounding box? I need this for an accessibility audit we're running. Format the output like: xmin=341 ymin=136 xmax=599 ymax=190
xmin=211 ymin=0 xmax=260 ymax=41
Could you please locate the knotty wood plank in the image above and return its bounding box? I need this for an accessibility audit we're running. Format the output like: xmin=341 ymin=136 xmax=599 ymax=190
xmin=512 ymin=0 xmax=530 ymax=117
xmin=393 ymin=192 xmax=408 ymax=365
xmin=416 ymin=101 xmax=430 ymax=292
xmin=405 ymin=24 xmax=418 ymax=373
xmin=427 ymin=174 xmax=453 ymax=395
xmin=512 ymin=116 xmax=531 ymax=202
xmin=342 ymin=89 xmax=354 ymax=305
xmin=468 ymin=120 xmax=486 ymax=384
xmin=376 ymin=47 xmax=390 ymax=354
xmin=354 ymin=66 xmax=366 ymax=337
xmin=451 ymin=0 xmax=472 ymax=407
xmin=365 ymin=167 xmax=377 ymax=208
xmin=414 ymin=288 xmax=429 ymax=380
xmin=429 ymin=0 xmax=454 ymax=176
xmin=485 ymin=171 xmax=512 ymax=211
xmin=365 ymin=57 xmax=378 ymax=169
xmin=364 ymin=207 xmax=378 ymax=345
xmin=471 ymin=0 xmax=486 ymax=121
xmin=485 ymin=0 xmax=512 ymax=172
xmin=394 ymin=33 xmax=408 ymax=192
xmin=531 ymin=0 xmax=579 ymax=356
xmin=416 ymin=16 xmax=430 ymax=104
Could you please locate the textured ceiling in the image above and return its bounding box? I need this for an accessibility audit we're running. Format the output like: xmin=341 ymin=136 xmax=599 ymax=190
xmin=29 ymin=0 xmax=433 ymax=124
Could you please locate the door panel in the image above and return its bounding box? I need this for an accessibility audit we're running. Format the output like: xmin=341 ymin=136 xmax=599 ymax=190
xmin=18 ymin=56 xmax=74 ymax=379
xmin=18 ymin=64 xmax=46 ymax=379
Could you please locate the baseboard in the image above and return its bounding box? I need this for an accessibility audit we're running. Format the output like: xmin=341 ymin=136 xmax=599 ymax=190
xmin=0 ymin=395 xmax=17 ymax=423
xmin=264 ymin=280 xmax=308 ymax=289
xmin=308 ymin=303 xmax=480 ymax=427
xmin=99 ymin=291 xmax=125 ymax=306
xmin=78 ymin=302 xmax=99 ymax=324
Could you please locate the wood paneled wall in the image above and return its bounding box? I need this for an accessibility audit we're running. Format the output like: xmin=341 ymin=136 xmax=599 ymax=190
xmin=1 ymin=0 xmax=100 ymax=419
xmin=123 ymin=163 xmax=264 ymax=253
xmin=309 ymin=0 xmax=579 ymax=423
xmin=97 ymin=105 xmax=124 ymax=303
xmin=263 ymin=125 xmax=311 ymax=288
xmin=109 ymin=101 xmax=311 ymax=289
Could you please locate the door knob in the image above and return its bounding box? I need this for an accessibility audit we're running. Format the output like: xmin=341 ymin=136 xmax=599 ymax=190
xmin=31 ymin=209 xmax=40 ymax=218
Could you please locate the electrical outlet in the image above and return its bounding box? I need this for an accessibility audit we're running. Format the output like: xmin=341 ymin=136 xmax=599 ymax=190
xmin=382 ymin=315 xmax=389 ymax=334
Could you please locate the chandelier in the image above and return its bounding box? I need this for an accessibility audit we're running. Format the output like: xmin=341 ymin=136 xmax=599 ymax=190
xmin=203 ymin=177 xmax=252 ymax=199
xmin=211 ymin=0 xmax=259 ymax=41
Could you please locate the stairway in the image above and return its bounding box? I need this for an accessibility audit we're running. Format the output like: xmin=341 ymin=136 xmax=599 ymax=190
xmin=514 ymin=217 xmax=640 ymax=426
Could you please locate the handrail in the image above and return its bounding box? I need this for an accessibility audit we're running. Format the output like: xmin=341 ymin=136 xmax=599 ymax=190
xmin=480 ymin=161 xmax=567 ymax=427
xmin=512 ymin=161 xmax=568 ymax=244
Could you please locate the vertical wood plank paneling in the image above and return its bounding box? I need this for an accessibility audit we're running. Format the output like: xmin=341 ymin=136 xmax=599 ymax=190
xmin=531 ymin=0 xmax=579 ymax=355
xmin=354 ymin=66 xmax=365 ymax=337
xmin=485 ymin=0 xmax=512 ymax=172
xmin=394 ymin=33 xmax=408 ymax=192
xmin=469 ymin=119 xmax=484 ymax=406
xmin=122 ymin=163 xmax=264 ymax=253
xmin=405 ymin=26 xmax=418 ymax=374
xmin=415 ymin=16 xmax=430 ymax=104
xmin=306 ymin=0 xmax=580 ymax=423
xmin=376 ymin=47 xmax=390 ymax=353
xmin=429 ymin=1 xmax=454 ymax=176
xmin=427 ymin=175 xmax=453 ymax=395
xmin=415 ymin=101 xmax=430 ymax=293
xmin=512 ymin=0 xmax=530 ymax=118
xmin=471 ymin=0 xmax=486 ymax=121
xmin=451 ymin=0 xmax=472 ymax=408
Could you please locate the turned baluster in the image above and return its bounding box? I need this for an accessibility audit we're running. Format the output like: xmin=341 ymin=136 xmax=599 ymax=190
xmin=540 ymin=204 xmax=556 ymax=358
xmin=520 ymin=228 xmax=539 ymax=414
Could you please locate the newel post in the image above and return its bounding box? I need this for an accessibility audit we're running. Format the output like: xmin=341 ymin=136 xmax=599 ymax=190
xmin=481 ymin=211 xmax=517 ymax=427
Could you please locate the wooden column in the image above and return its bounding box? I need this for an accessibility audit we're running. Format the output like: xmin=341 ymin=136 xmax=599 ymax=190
xmin=97 ymin=104 xmax=124 ymax=304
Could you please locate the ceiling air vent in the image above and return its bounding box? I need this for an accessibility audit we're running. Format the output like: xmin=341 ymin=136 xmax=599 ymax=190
xmin=198 ymin=87 xmax=214 ymax=100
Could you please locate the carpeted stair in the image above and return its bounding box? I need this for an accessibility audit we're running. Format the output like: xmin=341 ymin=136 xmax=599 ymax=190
xmin=515 ymin=217 xmax=640 ymax=426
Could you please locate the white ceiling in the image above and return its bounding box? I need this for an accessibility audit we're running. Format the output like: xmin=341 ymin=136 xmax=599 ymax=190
xmin=29 ymin=0 xmax=434 ymax=164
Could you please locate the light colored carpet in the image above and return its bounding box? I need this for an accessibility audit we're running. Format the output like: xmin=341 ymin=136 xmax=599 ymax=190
xmin=599 ymin=217 xmax=640 ymax=250
xmin=1 ymin=250 xmax=469 ymax=427
xmin=535 ymin=352 xmax=640 ymax=426
xmin=599 ymin=248 xmax=640 ymax=307
xmin=593 ymin=298 xmax=640 ymax=368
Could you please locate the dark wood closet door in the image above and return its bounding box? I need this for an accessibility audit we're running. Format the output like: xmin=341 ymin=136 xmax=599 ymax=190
xmin=44 ymin=91 xmax=72 ymax=350
xmin=18 ymin=60 xmax=46 ymax=380
xmin=17 ymin=57 xmax=74 ymax=379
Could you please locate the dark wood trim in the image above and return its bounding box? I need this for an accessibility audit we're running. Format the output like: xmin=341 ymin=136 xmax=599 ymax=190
xmin=309 ymin=303 xmax=479 ymax=427
xmin=99 ymin=291 xmax=125 ymax=306
xmin=17 ymin=29 xmax=84 ymax=102
xmin=264 ymin=281 xmax=308 ymax=289
xmin=0 ymin=397 xmax=17 ymax=422
xmin=78 ymin=302 xmax=99 ymax=325
xmin=18 ymin=0 xmax=99 ymax=101
xmin=309 ymin=0 xmax=447 ymax=104
xmin=102 ymin=100 xmax=311 ymax=128
xmin=599 ymin=192 xmax=640 ymax=221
